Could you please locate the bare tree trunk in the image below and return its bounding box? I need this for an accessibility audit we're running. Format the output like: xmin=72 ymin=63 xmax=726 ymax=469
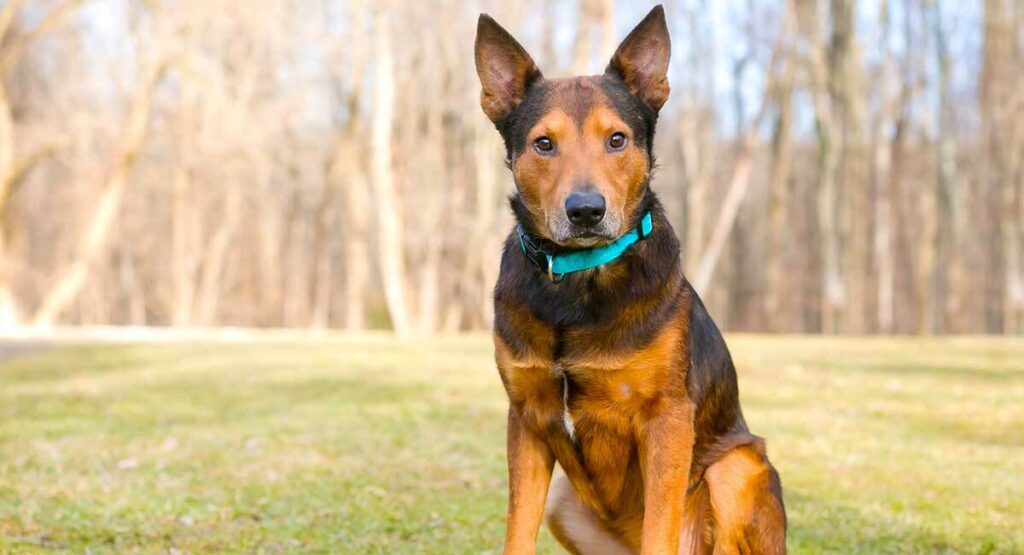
xmin=690 ymin=135 xmax=755 ymax=295
xmin=913 ymin=163 xmax=938 ymax=334
xmin=33 ymin=59 xmax=171 ymax=327
xmin=335 ymin=138 xmax=370 ymax=330
xmin=981 ymin=0 xmax=1024 ymax=333
xmin=371 ymin=5 xmax=411 ymax=336
xmin=573 ymin=0 xmax=596 ymax=74
xmin=0 ymin=0 xmax=78 ymax=327
xmin=1013 ymin=168 xmax=1024 ymax=334
xmin=1004 ymin=6 xmax=1024 ymax=334
xmin=931 ymin=0 xmax=963 ymax=332
xmin=1002 ymin=175 xmax=1023 ymax=334
xmin=1002 ymin=137 xmax=1024 ymax=334
xmin=472 ymin=117 xmax=501 ymax=326
xmin=898 ymin=4 xmax=936 ymax=335
xmin=194 ymin=180 xmax=241 ymax=326
xmin=117 ymin=249 xmax=146 ymax=325
xmin=281 ymin=189 xmax=311 ymax=327
xmin=814 ymin=107 xmax=843 ymax=335
xmin=0 ymin=81 xmax=23 ymax=327
xmin=323 ymin=0 xmax=370 ymax=331
xmin=689 ymin=19 xmax=785 ymax=295
xmin=681 ymin=113 xmax=709 ymax=275
xmin=539 ymin=2 xmax=558 ymax=70
xmin=870 ymin=0 xmax=895 ymax=333
xmin=309 ymin=172 xmax=336 ymax=329
xmin=571 ymin=0 xmax=615 ymax=74
xmin=824 ymin=0 xmax=869 ymax=334
xmin=872 ymin=127 xmax=894 ymax=333
xmin=171 ymin=168 xmax=197 ymax=326
xmin=803 ymin=0 xmax=848 ymax=333
xmin=416 ymin=100 xmax=445 ymax=333
xmin=598 ymin=0 xmax=616 ymax=63
xmin=765 ymin=74 xmax=793 ymax=332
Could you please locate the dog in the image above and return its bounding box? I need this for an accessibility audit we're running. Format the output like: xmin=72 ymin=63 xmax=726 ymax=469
xmin=476 ymin=5 xmax=786 ymax=554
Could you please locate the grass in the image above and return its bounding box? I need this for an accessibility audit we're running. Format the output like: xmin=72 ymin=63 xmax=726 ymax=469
xmin=0 ymin=333 xmax=1022 ymax=554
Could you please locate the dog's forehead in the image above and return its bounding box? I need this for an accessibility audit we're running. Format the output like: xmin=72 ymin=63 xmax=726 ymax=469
xmin=543 ymin=76 xmax=609 ymax=127
xmin=539 ymin=76 xmax=648 ymax=137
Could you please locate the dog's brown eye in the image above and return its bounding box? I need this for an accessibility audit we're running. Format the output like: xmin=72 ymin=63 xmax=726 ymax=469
xmin=534 ymin=136 xmax=554 ymax=154
xmin=608 ymin=132 xmax=627 ymax=151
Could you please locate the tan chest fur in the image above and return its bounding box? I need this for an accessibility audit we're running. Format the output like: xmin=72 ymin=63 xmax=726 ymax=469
xmin=494 ymin=313 xmax=688 ymax=525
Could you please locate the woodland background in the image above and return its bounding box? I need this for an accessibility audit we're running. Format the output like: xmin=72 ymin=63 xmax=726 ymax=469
xmin=0 ymin=0 xmax=1022 ymax=335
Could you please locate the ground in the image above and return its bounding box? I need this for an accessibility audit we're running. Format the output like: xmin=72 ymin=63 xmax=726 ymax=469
xmin=0 ymin=333 xmax=1022 ymax=554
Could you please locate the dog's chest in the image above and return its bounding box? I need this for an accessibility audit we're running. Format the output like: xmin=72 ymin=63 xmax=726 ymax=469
xmin=499 ymin=337 xmax=677 ymax=485
xmin=502 ymin=353 xmax=668 ymax=436
xmin=496 ymin=318 xmax=683 ymax=437
xmin=495 ymin=313 xmax=686 ymax=515
xmin=507 ymin=357 xmax=656 ymax=513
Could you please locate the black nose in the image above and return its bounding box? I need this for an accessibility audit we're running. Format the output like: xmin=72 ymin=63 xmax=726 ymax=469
xmin=565 ymin=191 xmax=606 ymax=227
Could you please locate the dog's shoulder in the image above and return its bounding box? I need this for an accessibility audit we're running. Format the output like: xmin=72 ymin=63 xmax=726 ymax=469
xmin=683 ymin=283 xmax=751 ymax=460
xmin=684 ymin=285 xmax=734 ymax=395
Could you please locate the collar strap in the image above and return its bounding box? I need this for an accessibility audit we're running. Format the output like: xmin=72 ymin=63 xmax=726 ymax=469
xmin=517 ymin=211 xmax=653 ymax=282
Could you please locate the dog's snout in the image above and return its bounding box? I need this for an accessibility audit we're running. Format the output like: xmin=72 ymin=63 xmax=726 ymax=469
xmin=565 ymin=191 xmax=606 ymax=227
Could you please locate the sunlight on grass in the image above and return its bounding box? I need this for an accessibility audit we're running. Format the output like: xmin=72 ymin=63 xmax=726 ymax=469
xmin=1 ymin=334 xmax=1022 ymax=553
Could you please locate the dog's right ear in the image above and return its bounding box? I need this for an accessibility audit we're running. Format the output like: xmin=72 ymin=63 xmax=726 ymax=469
xmin=475 ymin=14 xmax=543 ymax=124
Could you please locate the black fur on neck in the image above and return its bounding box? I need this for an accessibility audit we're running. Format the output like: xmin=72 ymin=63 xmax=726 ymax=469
xmin=495 ymin=187 xmax=681 ymax=335
xmin=508 ymin=178 xmax=661 ymax=256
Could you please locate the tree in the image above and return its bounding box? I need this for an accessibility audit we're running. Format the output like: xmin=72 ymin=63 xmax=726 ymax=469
xmin=33 ymin=56 xmax=173 ymax=326
xmin=0 ymin=0 xmax=80 ymax=326
xmin=370 ymin=3 xmax=412 ymax=336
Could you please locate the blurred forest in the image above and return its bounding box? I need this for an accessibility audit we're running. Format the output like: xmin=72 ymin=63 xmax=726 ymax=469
xmin=0 ymin=0 xmax=1021 ymax=334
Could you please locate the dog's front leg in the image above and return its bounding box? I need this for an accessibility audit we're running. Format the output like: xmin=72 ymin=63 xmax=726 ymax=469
xmin=638 ymin=400 xmax=696 ymax=555
xmin=503 ymin=405 xmax=555 ymax=555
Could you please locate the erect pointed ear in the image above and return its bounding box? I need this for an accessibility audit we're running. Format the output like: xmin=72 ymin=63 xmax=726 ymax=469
xmin=605 ymin=5 xmax=671 ymax=113
xmin=475 ymin=14 xmax=543 ymax=124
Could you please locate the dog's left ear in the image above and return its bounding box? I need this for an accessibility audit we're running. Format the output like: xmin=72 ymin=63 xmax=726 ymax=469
xmin=606 ymin=5 xmax=671 ymax=113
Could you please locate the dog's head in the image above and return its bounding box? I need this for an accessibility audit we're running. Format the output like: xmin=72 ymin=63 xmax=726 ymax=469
xmin=475 ymin=6 xmax=669 ymax=248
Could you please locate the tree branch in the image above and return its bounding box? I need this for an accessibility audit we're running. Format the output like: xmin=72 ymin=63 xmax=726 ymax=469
xmin=689 ymin=13 xmax=789 ymax=294
xmin=0 ymin=0 xmax=27 ymax=45
xmin=0 ymin=0 xmax=82 ymax=77
xmin=0 ymin=140 xmax=64 ymax=209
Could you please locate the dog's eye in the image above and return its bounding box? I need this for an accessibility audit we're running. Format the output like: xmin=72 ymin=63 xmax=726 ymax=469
xmin=608 ymin=132 xmax=627 ymax=151
xmin=534 ymin=136 xmax=554 ymax=154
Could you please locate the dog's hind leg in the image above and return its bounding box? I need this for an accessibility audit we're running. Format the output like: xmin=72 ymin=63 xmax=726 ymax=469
xmin=545 ymin=474 xmax=634 ymax=555
xmin=704 ymin=442 xmax=786 ymax=555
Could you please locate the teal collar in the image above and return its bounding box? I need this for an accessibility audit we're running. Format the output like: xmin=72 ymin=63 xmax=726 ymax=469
xmin=517 ymin=211 xmax=654 ymax=282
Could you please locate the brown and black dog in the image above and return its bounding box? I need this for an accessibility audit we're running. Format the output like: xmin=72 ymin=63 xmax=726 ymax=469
xmin=476 ymin=5 xmax=786 ymax=555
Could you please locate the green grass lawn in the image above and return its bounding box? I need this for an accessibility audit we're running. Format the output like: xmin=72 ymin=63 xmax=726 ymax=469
xmin=1 ymin=334 xmax=1022 ymax=554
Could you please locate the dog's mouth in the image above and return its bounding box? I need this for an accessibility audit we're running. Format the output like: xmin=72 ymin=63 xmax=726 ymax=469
xmin=559 ymin=230 xmax=617 ymax=249
xmin=547 ymin=214 xmax=623 ymax=249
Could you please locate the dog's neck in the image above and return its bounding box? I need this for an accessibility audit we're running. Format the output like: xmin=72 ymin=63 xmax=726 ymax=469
xmin=498 ymin=189 xmax=683 ymax=329
xmin=508 ymin=184 xmax=660 ymax=255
